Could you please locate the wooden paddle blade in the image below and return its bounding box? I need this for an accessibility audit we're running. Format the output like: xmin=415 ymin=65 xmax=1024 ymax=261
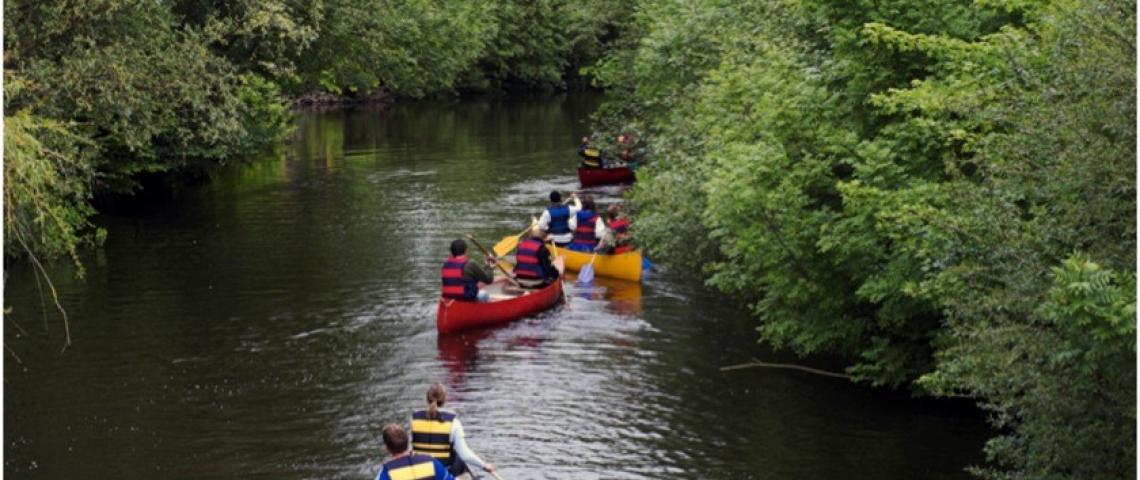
xmin=493 ymin=235 xmax=519 ymax=257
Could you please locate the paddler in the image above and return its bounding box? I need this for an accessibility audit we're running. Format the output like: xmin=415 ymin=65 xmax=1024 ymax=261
xmin=409 ymin=383 xmax=496 ymax=480
xmin=569 ymin=195 xmax=606 ymax=252
xmin=513 ymin=226 xmax=561 ymax=288
xmin=441 ymin=239 xmax=497 ymax=302
xmin=578 ymin=136 xmax=602 ymax=168
xmin=601 ymin=202 xmax=638 ymax=254
xmin=374 ymin=424 xmax=455 ymax=480
xmin=538 ymin=191 xmax=581 ymax=247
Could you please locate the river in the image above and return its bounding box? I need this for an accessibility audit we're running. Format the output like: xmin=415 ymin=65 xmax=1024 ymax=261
xmin=4 ymin=93 xmax=990 ymax=479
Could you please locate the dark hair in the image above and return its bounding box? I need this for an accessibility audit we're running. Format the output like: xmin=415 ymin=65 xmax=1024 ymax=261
xmin=450 ymin=239 xmax=467 ymax=256
xmin=606 ymin=204 xmax=621 ymax=220
xmin=549 ymin=191 xmax=562 ymax=203
xmin=382 ymin=424 xmax=409 ymax=454
xmin=581 ymin=195 xmax=596 ymax=212
xmin=426 ymin=383 xmax=447 ymax=419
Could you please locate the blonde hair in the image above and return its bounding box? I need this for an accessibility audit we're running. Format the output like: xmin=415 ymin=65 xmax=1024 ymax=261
xmin=426 ymin=383 xmax=447 ymax=419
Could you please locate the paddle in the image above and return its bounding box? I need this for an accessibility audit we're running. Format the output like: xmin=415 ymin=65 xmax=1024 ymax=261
xmin=577 ymin=252 xmax=598 ymax=284
xmin=492 ymin=223 xmax=533 ymax=257
xmin=466 ymin=234 xmax=521 ymax=288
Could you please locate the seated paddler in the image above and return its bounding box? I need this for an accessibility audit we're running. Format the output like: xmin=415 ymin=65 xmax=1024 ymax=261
xmin=578 ymin=136 xmax=602 ymax=168
xmin=568 ymin=195 xmax=606 ymax=253
xmin=513 ymin=226 xmax=560 ymax=289
xmin=410 ymin=383 xmax=496 ymax=480
xmin=538 ymin=191 xmax=581 ymax=247
xmin=374 ymin=424 xmax=455 ymax=480
xmin=441 ymin=239 xmax=496 ymax=302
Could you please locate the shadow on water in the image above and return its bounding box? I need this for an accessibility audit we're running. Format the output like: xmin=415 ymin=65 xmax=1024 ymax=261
xmin=5 ymin=93 xmax=990 ymax=479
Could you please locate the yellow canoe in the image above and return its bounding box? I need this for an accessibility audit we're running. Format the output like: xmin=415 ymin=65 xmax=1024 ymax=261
xmin=551 ymin=245 xmax=643 ymax=282
xmin=494 ymin=235 xmax=644 ymax=282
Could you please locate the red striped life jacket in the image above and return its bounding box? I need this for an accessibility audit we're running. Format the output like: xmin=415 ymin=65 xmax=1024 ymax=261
xmin=608 ymin=217 xmax=630 ymax=235
xmin=514 ymin=239 xmax=545 ymax=279
xmin=571 ymin=211 xmax=599 ymax=249
xmin=441 ymin=255 xmax=476 ymax=300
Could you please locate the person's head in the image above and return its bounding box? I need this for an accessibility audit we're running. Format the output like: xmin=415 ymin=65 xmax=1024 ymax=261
xmin=606 ymin=204 xmax=621 ymax=220
xmin=617 ymin=134 xmax=627 ymax=144
xmin=581 ymin=195 xmax=596 ymax=212
xmin=425 ymin=383 xmax=447 ymax=418
xmin=450 ymin=239 xmax=467 ymax=257
xmin=530 ymin=225 xmax=546 ymax=239
xmin=381 ymin=424 xmax=409 ymax=455
xmin=580 ymin=136 xmax=589 ymax=144
xmin=549 ymin=191 xmax=562 ymax=204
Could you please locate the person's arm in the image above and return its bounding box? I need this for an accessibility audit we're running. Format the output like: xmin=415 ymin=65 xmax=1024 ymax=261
xmin=432 ymin=459 xmax=456 ymax=480
xmin=538 ymin=245 xmax=558 ymax=279
xmin=569 ymin=197 xmax=582 ymax=213
xmin=449 ymin=419 xmax=487 ymax=471
xmin=595 ymin=217 xmax=607 ymax=239
xmin=464 ymin=261 xmax=494 ymax=284
xmin=538 ymin=209 xmax=551 ymax=230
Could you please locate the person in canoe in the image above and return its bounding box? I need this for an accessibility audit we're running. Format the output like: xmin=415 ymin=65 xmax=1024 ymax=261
xmin=568 ymin=195 xmax=606 ymax=253
xmin=597 ymin=204 xmax=634 ymax=254
xmin=514 ymin=226 xmax=561 ymax=289
xmin=616 ymin=133 xmax=634 ymax=164
xmin=442 ymin=239 xmax=497 ymax=302
xmin=374 ymin=424 xmax=455 ymax=480
xmin=410 ymin=383 xmax=496 ymax=480
xmin=538 ymin=191 xmax=581 ymax=247
xmin=578 ymin=136 xmax=602 ymax=168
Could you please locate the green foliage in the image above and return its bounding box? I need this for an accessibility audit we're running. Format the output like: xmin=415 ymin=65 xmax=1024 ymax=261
xmin=291 ymin=0 xmax=492 ymax=97
xmin=594 ymin=0 xmax=1135 ymax=477
xmin=3 ymin=110 xmax=100 ymax=272
xmin=460 ymin=0 xmax=633 ymax=91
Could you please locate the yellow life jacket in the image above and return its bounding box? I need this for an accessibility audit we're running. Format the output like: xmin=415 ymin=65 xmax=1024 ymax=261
xmin=583 ymin=147 xmax=600 ymax=158
xmin=383 ymin=453 xmax=437 ymax=480
xmin=410 ymin=410 xmax=456 ymax=466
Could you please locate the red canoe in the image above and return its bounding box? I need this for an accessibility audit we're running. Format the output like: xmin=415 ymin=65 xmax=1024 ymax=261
xmin=436 ymin=277 xmax=564 ymax=334
xmin=578 ymin=165 xmax=636 ymax=187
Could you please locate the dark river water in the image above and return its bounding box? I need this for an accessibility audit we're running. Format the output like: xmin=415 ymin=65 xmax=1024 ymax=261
xmin=4 ymin=94 xmax=990 ymax=479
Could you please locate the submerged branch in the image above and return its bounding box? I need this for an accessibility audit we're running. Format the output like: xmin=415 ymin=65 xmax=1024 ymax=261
xmin=720 ymin=360 xmax=853 ymax=380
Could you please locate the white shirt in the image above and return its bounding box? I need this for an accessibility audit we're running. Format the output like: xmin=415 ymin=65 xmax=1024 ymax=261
xmin=538 ymin=197 xmax=582 ymax=243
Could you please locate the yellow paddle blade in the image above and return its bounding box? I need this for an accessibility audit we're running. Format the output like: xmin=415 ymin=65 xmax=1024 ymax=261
xmin=493 ymin=235 xmax=519 ymax=257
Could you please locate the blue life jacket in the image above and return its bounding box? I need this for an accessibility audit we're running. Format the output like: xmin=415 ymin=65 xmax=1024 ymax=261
xmin=547 ymin=204 xmax=571 ymax=234
xmin=381 ymin=454 xmax=437 ymax=480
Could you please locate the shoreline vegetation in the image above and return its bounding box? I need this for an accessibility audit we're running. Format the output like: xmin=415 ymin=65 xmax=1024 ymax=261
xmin=3 ymin=1 xmax=1135 ymax=479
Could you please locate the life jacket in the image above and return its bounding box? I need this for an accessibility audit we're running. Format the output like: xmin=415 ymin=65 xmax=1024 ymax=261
xmin=514 ymin=238 xmax=545 ymax=279
xmin=579 ymin=146 xmax=600 ymax=159
xmin=571 ymin=211 xmax=599 ymax=249
xmin=546 ymin=205 xmax=571 ymax=234
xmin=382 ymin=453 xmax=437 ymax=480
xmin=608 ymin=217 xmax=630 ymax=235
xmin=441 ymin=255 xmax=477 ymax=300
xmin=411 ymin=410 xmax=457 ymax=468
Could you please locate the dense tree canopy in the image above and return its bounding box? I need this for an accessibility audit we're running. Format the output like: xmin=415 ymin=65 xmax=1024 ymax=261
xmin=590 ymin=0 xmax=1135 ymax=478
xmin=3 ymin=0 xmax=627 ymax=265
